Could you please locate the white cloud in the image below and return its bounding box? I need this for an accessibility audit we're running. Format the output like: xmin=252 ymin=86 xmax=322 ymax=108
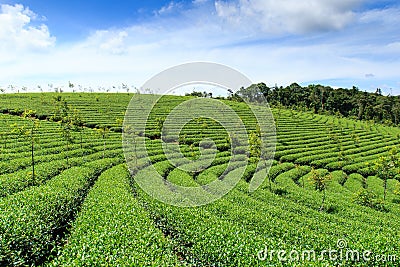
xmin=0 ymin=4 xmax=55 ymax=52
xmin=1 ymin=1 xmax=399 ymax=95
xmin=156 ymin=1 xmax=182 ymax=15
xmin=359 ymin=7 xmax=400 ymax=25
xmin=85 ymin=30 xmax=129 ymax=55
xmin=192 ymin=0 xmax=209 ymax=5
xmin=386 ymin=42 xmax=400 ymax=52
xmin=215 ymin=0 xmax=362 ymax=34
xmin=4 ymin=21 xmax=399 ymax=93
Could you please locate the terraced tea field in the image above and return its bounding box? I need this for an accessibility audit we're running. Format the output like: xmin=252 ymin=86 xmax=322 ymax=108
xmin=0 ymin=93 xmax=399 ymax=266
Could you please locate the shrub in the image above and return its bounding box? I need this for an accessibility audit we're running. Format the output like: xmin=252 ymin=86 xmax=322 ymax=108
xmin=0 ymin=167 xmax=96 ymax=266
xmin=49 ymin=165 xmax=179 ymax=266
xmin=352 ymin=189 xmax=388 ymax=212
xmin=0 ymin=158 xmax=119 ymax=266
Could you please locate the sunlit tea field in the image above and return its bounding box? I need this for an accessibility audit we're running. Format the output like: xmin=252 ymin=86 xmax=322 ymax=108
xmin=0 ymin=93 xmax=399 ymax=266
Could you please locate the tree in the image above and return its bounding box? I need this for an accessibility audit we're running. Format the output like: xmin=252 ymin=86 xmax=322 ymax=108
xmin=122 ymin=83 xmax=129 ymax=95
xmin=357 ymin=92 xmax=368 ymax=120
xmin=308 ymin=168 xmax=332 ymax=211
xmin=372 ymin=146 xmax=400 ymax=201
xmin=50 ymin=97 xmax=77 ymax=165
xmin=319 ymin=86 xmax=326 ymax=111
xmin=249 ymin=125 xmax=261 ymax=160
xmin=23 ymin=110 xmax=40 ymax=183
xmin=69 ymin=81 xmax=74 ymax=92
xmin=185 ymin=91 xmax=212 ymax=98
xmin=391 ymin=99 xmax=400 ymax=125
xmin=124 ymin=124 xmax=139 ymax=166
xmin=71 ymin=108 xmax=85 ymax=150
xmin=11 ymin=110 xmax=40 ymax=183
xmin=256 ymin=82 xmax=270 ymax=99
xmin=115 ymin=118 xmax=123 ymax=132
xmin=352 ymin=189 xmax=387 ymax=212
xmin=308 ymin=85 xmax=320 ymax=113
xmin=237 ymin=85 xmax=265 ymax=103
xmin=155 ymin=116 xmax=166 ymax=138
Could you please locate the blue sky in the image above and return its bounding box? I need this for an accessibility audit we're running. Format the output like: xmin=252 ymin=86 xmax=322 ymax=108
xmin=0 ymin=0 xmax=399 ymax=94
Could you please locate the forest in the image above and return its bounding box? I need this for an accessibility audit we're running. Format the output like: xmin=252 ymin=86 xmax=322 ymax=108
xmin=232 ymin=83 xmax=400 ymax=126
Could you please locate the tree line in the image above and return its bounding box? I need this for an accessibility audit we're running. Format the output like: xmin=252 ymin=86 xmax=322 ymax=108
xmin=232 ymin=83 xmax=400 ymax=126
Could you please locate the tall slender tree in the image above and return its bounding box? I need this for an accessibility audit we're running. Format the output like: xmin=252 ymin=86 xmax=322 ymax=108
xmin=373 ymin=146 xmax=400 ymax=201
xmin=11 ymin=110 xmax=40 ymax=183
xmin=309 ymin=168 xmax=332 ymax=211
xmin=50 ymin=97 xmax=79 ymax=165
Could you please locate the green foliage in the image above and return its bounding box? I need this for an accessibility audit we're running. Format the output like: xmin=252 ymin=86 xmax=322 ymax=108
xmin=50 ymin=96 xmax=70 ymax=122
xmin=96 ymin=126 xmax=110 ymax=159
xmin=0 ymin=158 xmax=119 ymax=266
xmin=10 ymin=109 xmax=40 ymax=181
xmin=155 ymin=116 xmax=165 ymax=132
xmin=393 ymin=183 xmax=400 ymax=204
xmin=371 ymin=146 xmax=400 ymax=200
xmin=185 ymin=90 xmax=212 ymax=98
xmin=1 ymin=93 xmax=400 ymax=266
xmin=249 ymin=125 xmax=261 ymax=159
xmin=49 ymin=165 xmax=179 ymax=266
xmin=0 ymin=130 xmax=7 ymax=149
xmin=395 ymin=183 xmax=400 ymax=196
xmin=0 ymin=147 xmax=123 ymax=197
xmin=308 ymin=168 xmax=332 ymax=192
xmin=96 ymin=125 xmax=110 ymax=139
xmin=352 ymin=188 xmax=388 ymax=212
xmin=308 ymin=168 xmax=332 ymax=211
xmin=236 ymin=83 xmax=400 ymax=126
xmin=50 ymin=98 xmax=86 ymax=163
xmin=0 ymin=167 xmax=95 ymax=266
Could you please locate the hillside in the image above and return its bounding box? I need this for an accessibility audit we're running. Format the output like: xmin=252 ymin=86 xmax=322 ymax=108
xmin=0 ymin=93 xmax=399 ymax=266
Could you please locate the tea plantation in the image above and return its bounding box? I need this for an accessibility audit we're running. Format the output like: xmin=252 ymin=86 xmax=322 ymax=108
xmin=0 ymin=93 xmax=399 ymax=266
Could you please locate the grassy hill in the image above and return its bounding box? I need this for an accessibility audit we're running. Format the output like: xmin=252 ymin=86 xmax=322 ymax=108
xmin=0 ymin=93 xmax=399 ymax=266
